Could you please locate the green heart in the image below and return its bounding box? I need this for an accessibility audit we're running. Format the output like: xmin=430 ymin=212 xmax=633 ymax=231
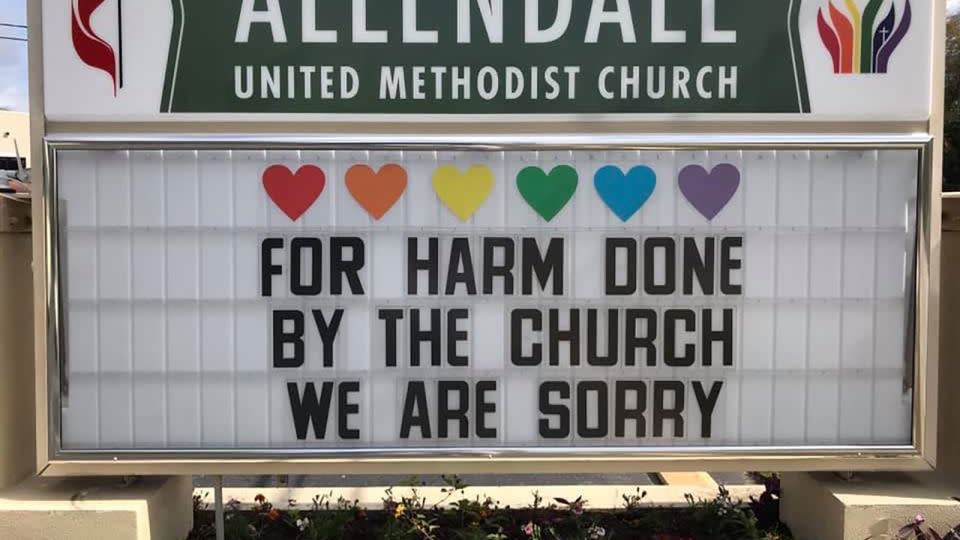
xmin=516 ymin=165 xmax=579 ymax=222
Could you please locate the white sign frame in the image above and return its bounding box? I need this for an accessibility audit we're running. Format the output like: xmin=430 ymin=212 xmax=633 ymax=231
xmin=37 ymin=134 xmax=937 ymax=476
xmin=39 ymin=0 xmax=935 ymax=122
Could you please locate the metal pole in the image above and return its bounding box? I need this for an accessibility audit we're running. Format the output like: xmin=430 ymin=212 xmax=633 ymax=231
xmin=214 ymin=475 xmax=225 ymax=540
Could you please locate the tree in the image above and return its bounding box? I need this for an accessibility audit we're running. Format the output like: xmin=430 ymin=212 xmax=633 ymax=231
xmin=944 ymin=15 xmax=960 ymax=189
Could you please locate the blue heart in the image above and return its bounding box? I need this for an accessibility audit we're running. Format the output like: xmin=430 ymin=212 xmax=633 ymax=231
xmin=593 ymin=165 xmax=657 ymax=222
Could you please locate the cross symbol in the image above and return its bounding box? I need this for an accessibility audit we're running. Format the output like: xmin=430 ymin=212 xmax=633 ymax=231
xmin=879 ymin=26 xmax=890 ymax=42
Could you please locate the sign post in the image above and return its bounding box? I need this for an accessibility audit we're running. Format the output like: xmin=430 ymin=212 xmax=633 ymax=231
xmin=34 ymin=0 xmax=941 ymax=476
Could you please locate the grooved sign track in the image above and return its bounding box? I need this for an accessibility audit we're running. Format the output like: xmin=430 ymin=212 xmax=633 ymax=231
xmin=51 ymin=145 xmax=920 ymax=454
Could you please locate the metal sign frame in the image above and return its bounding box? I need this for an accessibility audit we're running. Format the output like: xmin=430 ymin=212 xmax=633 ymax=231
xmin=36 ymin=133 xmax=938 ymax=476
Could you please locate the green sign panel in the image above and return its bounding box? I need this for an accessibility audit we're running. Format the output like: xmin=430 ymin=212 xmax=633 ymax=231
xmin=161 ymin=0 xmax=810 ymax=115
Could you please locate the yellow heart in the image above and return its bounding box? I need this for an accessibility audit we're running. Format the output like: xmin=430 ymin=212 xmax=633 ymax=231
xmin=431 ymin=165 xmax=495 ymax=222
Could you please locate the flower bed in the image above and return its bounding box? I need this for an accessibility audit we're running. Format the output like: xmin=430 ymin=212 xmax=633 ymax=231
xmin=187 ymin=474 xmax=794 ymax=540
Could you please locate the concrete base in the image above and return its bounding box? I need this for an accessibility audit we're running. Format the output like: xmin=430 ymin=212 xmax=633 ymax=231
xmin=782 ymin=473 xmax=960 ymax=540
xmin=0 ymin=476 xmax=194 ymax=540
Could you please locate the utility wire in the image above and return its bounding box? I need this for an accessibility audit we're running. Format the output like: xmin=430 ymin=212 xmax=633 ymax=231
xmin=0 ymin=23 xmax=27 ymax=30
xmin=0 ymin=36 xmax=26 ymax=42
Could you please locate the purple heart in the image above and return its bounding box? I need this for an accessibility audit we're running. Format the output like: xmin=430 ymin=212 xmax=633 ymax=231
xmin=678 ymin=164 xmax=741 ymax=220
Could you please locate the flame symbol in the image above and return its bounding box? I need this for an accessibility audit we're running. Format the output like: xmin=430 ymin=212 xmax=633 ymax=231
xmin=71 ymin=0 xmax=117 ymax=94
xmin=817 ymin=0 xmax=911 ymax=74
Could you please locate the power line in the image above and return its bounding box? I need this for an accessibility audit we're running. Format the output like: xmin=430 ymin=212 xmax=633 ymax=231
xmin=0 ymin=23 xmax=26 ymax=30
xmin=0 ymin=36 xmax=26 ymax=42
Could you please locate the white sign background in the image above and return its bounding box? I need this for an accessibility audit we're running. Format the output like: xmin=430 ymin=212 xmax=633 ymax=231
xmin=55 ymin=146 xmax=918 ymax=451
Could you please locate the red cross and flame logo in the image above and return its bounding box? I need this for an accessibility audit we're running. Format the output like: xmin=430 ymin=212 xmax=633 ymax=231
xmin=71 ymin=0 xmax=123 ymax=95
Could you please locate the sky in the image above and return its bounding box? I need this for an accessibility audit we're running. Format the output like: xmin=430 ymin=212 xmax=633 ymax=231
xmin=0 ymin=0 xmax=958 ymax=112
xmin=0 ymin=0 xmax=26 ymax=111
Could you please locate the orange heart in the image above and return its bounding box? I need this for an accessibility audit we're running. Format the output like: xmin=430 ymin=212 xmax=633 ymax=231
xmin=345 ymin=164 xmax=408 ymax=220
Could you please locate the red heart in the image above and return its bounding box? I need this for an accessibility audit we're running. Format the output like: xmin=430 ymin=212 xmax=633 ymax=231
xmin=262 ymin=164 xmax=326 ymax=221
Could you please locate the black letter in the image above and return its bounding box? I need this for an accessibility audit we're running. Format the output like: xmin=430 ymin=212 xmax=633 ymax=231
xmin=273 ymin=310 xmax=304 ymax=368
xmin=720 ymin=237 xmax=743 ymax=295
xmin=483 ymin=237 xmax=515 ymax=294
xmin=625 ymin=309 xmax=657 ymax=367
xmin=538 ymin=381 xmax=570 ymax=439
xmin=290 ymin=237 xmax=323 ymax=296
xmin=447 ymin=309 xmax=469 ymax=367
xmin=410 ymin=309 xmax=442 ymax=367
xmin=338 ymin=381 xmax=360 ymax=440
xmin=522 ymin=238 xmax=564 ymax=295
xmin=287 ymin=381 xmax=333 ymax=440
xmin=331 ymin=237 xmax=365 ymax=295
xmin=261 ymin=238 xmax=284 ymax=297
xmin=576 ymin=381 xmax=608 ymax=438
xmin=692 ymin=381 xmax=723 ymax=438
xmin=407 ymin=237 xmax=439 ymax=295
xmin=615 ymin=381 xmax=647 ymax=437
xmin=475 ymin=381 xmax=497 ymax=438
xmin=653 ymin=381 xmax=685 ymax=437
xmin=702 ymin=309 xmax=734 ymax=367
xmin=548 ymin=309 xmax=580 ymax=366
xmin=400 ymin=381 xmax=431 ymax=439
xmin=446 ymin=238 xmax=478 ymax=295
xmin=438 ymin=380 xmax=470 ymax=438
xmin=587 ymin=309 xmax=619 ymax=366
xmin=682 ymin=237 xmax=715 ymax=295
xmin=643 ymin=237 xmax=676 ymax=295
xmin=664 ymin=309 xmax=696 ymax=367
xmin=605 ymin=238 xmax=637 ymax=295
xmin=378 ymin=309 xmax=404 ymax=367
xmin=511 ymin=309 xmax=542 ymax=366
xmin=311 ymin=309 xmax=344 ymax=368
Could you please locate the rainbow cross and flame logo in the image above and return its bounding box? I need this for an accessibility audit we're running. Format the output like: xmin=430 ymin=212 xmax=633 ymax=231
xmin=816 ymin=0 xmax=912 ymax=74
